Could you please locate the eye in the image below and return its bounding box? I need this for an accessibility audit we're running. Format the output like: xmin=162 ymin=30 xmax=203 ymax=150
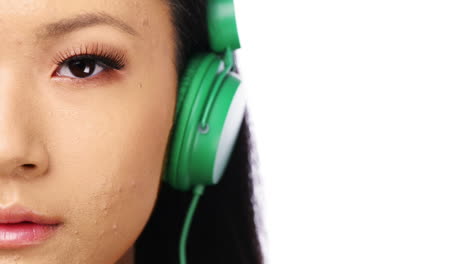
xmin=56 ymin=56 xmax=107 ymax=79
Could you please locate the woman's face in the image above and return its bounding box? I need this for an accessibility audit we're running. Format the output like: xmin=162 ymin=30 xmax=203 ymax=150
xmin=0 ymin=0 xmax=176 ymax=263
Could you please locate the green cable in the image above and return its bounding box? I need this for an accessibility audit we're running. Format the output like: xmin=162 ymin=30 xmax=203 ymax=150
xmin=179 ymin=185 xmax=205 ymax=264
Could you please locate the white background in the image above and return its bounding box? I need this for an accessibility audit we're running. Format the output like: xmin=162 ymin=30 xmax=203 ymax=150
xmin=235 ymin=1 xmax=468 ymax=263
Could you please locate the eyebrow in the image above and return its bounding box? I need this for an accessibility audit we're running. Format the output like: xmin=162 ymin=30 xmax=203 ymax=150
xmin=36 ymin=12 xmax=140 ymax=39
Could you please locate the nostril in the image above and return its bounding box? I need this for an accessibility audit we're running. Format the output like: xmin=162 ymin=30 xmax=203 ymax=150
xmin=22 ymin=164 xmax=36 ymax=169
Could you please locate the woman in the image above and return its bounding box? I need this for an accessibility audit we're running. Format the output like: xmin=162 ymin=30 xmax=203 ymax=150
xmin=0 ymin=0 xmax=263 ymax=263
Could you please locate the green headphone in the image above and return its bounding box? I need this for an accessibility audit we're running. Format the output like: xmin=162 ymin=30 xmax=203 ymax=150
xmin=160 ymin=0 xmax=243 ymax=262
xmin=163 ymin=0 xmax=244 ymax=192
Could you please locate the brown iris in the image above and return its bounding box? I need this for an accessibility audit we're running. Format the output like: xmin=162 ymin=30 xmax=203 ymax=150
xmin=68 ymin=59 xmax=96 ymax=78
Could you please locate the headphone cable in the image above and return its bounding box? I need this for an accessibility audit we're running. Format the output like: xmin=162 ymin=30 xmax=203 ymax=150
xmin=179 ymin=184 xmax=205 ymax=264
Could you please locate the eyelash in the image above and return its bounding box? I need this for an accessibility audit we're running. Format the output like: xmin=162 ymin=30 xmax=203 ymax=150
xmin=52 ymin=43 xmax=127 ymax=78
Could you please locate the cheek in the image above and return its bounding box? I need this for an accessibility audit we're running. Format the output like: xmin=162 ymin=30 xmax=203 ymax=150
xmin=43 ymin=84 xmax=175 ymax=263
xmin=80 ymin=125 xmax=162 ymax=262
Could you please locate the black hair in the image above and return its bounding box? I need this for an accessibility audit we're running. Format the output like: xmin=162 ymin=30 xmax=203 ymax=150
xmin=134 ymin=1 xmax=264 ymax=264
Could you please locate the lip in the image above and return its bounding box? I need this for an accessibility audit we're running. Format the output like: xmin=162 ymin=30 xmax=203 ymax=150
xmin=0 ymin=204 xmax=62 ymax=249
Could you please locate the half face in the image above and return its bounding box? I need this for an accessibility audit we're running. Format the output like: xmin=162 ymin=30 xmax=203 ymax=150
xmin=0 ymin=0 xmax=177 ymax=263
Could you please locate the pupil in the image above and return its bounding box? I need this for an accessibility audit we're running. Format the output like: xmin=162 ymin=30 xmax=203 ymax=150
xmin=69 ymin=59 xmax=96 ymax=78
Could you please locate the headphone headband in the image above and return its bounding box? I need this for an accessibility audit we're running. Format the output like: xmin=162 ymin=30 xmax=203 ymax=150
xmin=207 ymin=0 xmax=241 ymax=52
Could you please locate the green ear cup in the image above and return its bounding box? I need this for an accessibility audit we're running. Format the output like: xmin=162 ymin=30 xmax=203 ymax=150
xmin=164 ymin=52 xmax=244 ymax=191
xmin=164 ymin=53 xmax=221 ymax=190
xmin=207 ymin=0 xmax=241 ymax=52
xmin=162 ymin=55 xmax=206 ymax=184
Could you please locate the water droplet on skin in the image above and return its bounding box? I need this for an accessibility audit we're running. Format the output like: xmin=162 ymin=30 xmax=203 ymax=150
xmin=74 ymin=230 xmax=79 ymax=235
xmin=138 ymin=83 xmax=143 ymax=88
xmin=94 ymin=219 xmax=98 ymax=224
xmin=112 ymin=224 xmax=117 ymax=230
xmin=131 ymin=180 xmax=136 ymax=188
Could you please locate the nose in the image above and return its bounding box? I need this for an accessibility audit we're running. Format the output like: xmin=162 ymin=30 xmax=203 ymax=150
xmin=0 ymin=79 xmax=49 ymax=180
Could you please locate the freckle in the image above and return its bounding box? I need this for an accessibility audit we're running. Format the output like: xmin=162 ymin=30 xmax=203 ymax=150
xmin=142 ymin=18 xmax=149 ymax=27
xmin=138 ymin=83 xmax=143 ymax=88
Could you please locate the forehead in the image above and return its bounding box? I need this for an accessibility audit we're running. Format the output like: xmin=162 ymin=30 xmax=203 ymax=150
xmin=0 ymin=0 xmax=171 ymax=41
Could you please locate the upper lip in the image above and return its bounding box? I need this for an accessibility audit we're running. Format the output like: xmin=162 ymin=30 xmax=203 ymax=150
xmin=0 ymin=204 xmax=62 ymax=225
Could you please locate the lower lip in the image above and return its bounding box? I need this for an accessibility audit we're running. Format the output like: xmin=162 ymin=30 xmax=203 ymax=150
xmin=0 ymin=222 xmax=60 ymax=249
